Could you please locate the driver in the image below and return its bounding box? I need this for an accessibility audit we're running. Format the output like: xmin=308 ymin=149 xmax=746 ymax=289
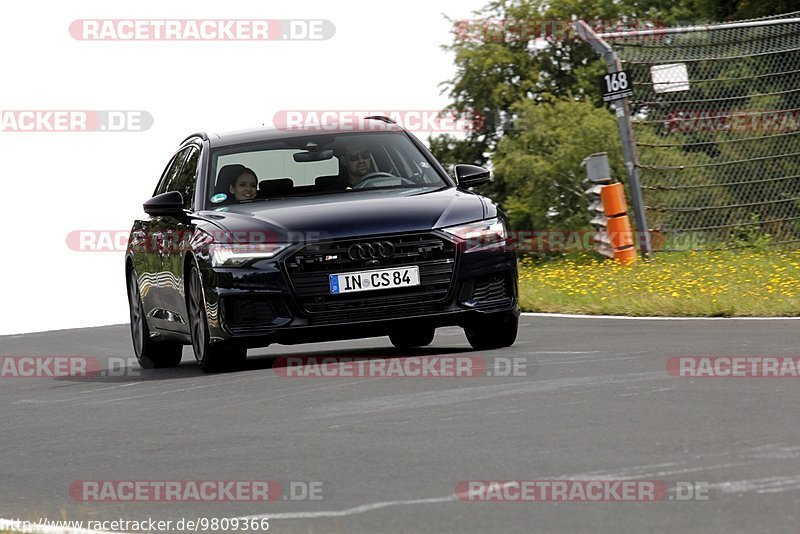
xmin=343 ymin=143 xmax=374 ymax=187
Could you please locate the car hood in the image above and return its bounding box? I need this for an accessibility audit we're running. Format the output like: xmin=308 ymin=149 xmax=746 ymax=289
xmin=197 ymin=187 xmax=487 ymax=242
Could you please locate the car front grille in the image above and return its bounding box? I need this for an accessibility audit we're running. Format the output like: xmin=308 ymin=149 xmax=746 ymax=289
xmin=284 ymin=232 xmax=456 ymax=324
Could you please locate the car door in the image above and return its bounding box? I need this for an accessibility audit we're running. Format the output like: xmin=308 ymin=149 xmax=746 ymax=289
xmin=158 ymin=144 xmax=201 ymax=332
xmin=131 ymin=149 xmax=189 ymax=324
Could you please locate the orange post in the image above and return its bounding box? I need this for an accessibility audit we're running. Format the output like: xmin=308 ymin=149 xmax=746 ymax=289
xmin=600 ymin=183 xmax=628 ymax=218
xmin=583 ymin=153 xmax=638 ymax=263
xmin=600 ymin=183 xmax=637 ymax=264
xmin=613 ymin=246 xmax=637 ymax=264
xmin=607 ymin=216 xmax=634 ymax=249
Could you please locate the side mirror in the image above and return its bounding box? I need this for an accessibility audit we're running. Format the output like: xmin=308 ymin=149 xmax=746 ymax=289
xmin=144 ymin=191 xmax=185 ymax=217
xmin=454 ymin=164 xmax=490 ymax=189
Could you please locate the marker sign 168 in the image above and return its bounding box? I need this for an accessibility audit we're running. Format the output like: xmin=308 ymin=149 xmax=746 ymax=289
xmin=600 ymin=71 xmax=634 ymax=102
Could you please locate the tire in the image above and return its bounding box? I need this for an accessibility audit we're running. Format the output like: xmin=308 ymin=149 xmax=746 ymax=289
xmin=389 ymin=326 xmax=435 ymax=350
xmin=464 ymin=312 xmax=518 ymax=350
xmin=126 ymin=267 xmax=183 ymax=369
xmin=187 ymin=264 xmax=247 ymax=373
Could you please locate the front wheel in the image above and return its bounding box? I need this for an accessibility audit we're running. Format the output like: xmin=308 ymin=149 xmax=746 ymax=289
xmin=126 ymin=268 xmax=183 ymax=369
xmin=464 ymin=312 xmax=518 ymax=350
xmin=187 ymin=264 xmax=246 ymax=373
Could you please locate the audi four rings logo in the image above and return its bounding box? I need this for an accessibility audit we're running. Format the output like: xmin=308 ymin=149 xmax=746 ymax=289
xmin=347 ymin=241 xmax=395 ymax=260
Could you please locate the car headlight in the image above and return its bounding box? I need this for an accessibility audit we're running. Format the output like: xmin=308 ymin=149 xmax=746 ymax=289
xmin=209 ymin=243 xmax=289 ymax=267
xmin=441 ymin=218 xmax=508 ymax=252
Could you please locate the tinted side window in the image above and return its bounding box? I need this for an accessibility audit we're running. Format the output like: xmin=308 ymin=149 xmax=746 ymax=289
xmin=172 ymin=147 xmax=200 ymax=209
xmin=155 ymin=148 xmax=190 ymax=196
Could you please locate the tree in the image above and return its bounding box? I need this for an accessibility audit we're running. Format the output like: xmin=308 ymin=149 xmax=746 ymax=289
xmin=431 ymin=0 xmax=699 ymax=207
xmin=432 ymin=0 xmax=800 ymax=233
xmin=493 ymin=96 xmax=624 ymax=230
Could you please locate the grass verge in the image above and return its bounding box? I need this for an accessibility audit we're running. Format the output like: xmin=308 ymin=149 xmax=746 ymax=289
xmin=518 ymin=248 xmax=800 ymax=317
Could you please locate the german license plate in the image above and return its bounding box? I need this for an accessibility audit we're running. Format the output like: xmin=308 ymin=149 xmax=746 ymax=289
xmin=329 ymin=266 xmax=420 ymax=295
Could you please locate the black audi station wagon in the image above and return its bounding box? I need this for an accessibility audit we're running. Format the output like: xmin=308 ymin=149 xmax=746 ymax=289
xmin=125 ymin=117 xmax=519 ymax=371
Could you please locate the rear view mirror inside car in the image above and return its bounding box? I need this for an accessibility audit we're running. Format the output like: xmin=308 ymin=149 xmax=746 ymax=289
xmin=293 ymin=149 xmax=334 ymax=162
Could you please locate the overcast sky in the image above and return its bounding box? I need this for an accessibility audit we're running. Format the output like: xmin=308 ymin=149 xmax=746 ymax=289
xmin=0 ymin=0 xmax=489 ymax=334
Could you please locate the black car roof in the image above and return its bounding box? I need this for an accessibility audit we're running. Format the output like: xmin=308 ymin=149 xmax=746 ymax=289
xmin=182 ymin=118 xmax=406 ymax=149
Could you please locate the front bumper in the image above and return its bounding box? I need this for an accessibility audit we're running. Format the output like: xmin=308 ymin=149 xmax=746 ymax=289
xmin=200 ymin=232 xmax=518 ymax=348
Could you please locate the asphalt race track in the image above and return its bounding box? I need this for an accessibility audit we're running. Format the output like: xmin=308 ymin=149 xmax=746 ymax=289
xmin=1 ymin=315 xmax=799 ymax=533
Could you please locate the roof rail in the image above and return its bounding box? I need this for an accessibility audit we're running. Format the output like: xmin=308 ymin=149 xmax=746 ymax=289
xmin=180 ymin=132 xmax=209 ymax=145
xmin=364 ymin=115 xmax=397 ymax=125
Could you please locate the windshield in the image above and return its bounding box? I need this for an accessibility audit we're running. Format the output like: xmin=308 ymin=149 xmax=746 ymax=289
xmin=206 ymin=132 xmax=450 ymax=207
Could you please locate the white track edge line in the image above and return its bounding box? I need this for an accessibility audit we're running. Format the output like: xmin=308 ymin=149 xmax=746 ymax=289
xmin=521 ymin=312 xmax=800 ymax=320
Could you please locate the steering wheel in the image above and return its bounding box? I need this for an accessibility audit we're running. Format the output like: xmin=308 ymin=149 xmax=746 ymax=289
xmin=351 ymin=172 xmax=416 ymax=189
